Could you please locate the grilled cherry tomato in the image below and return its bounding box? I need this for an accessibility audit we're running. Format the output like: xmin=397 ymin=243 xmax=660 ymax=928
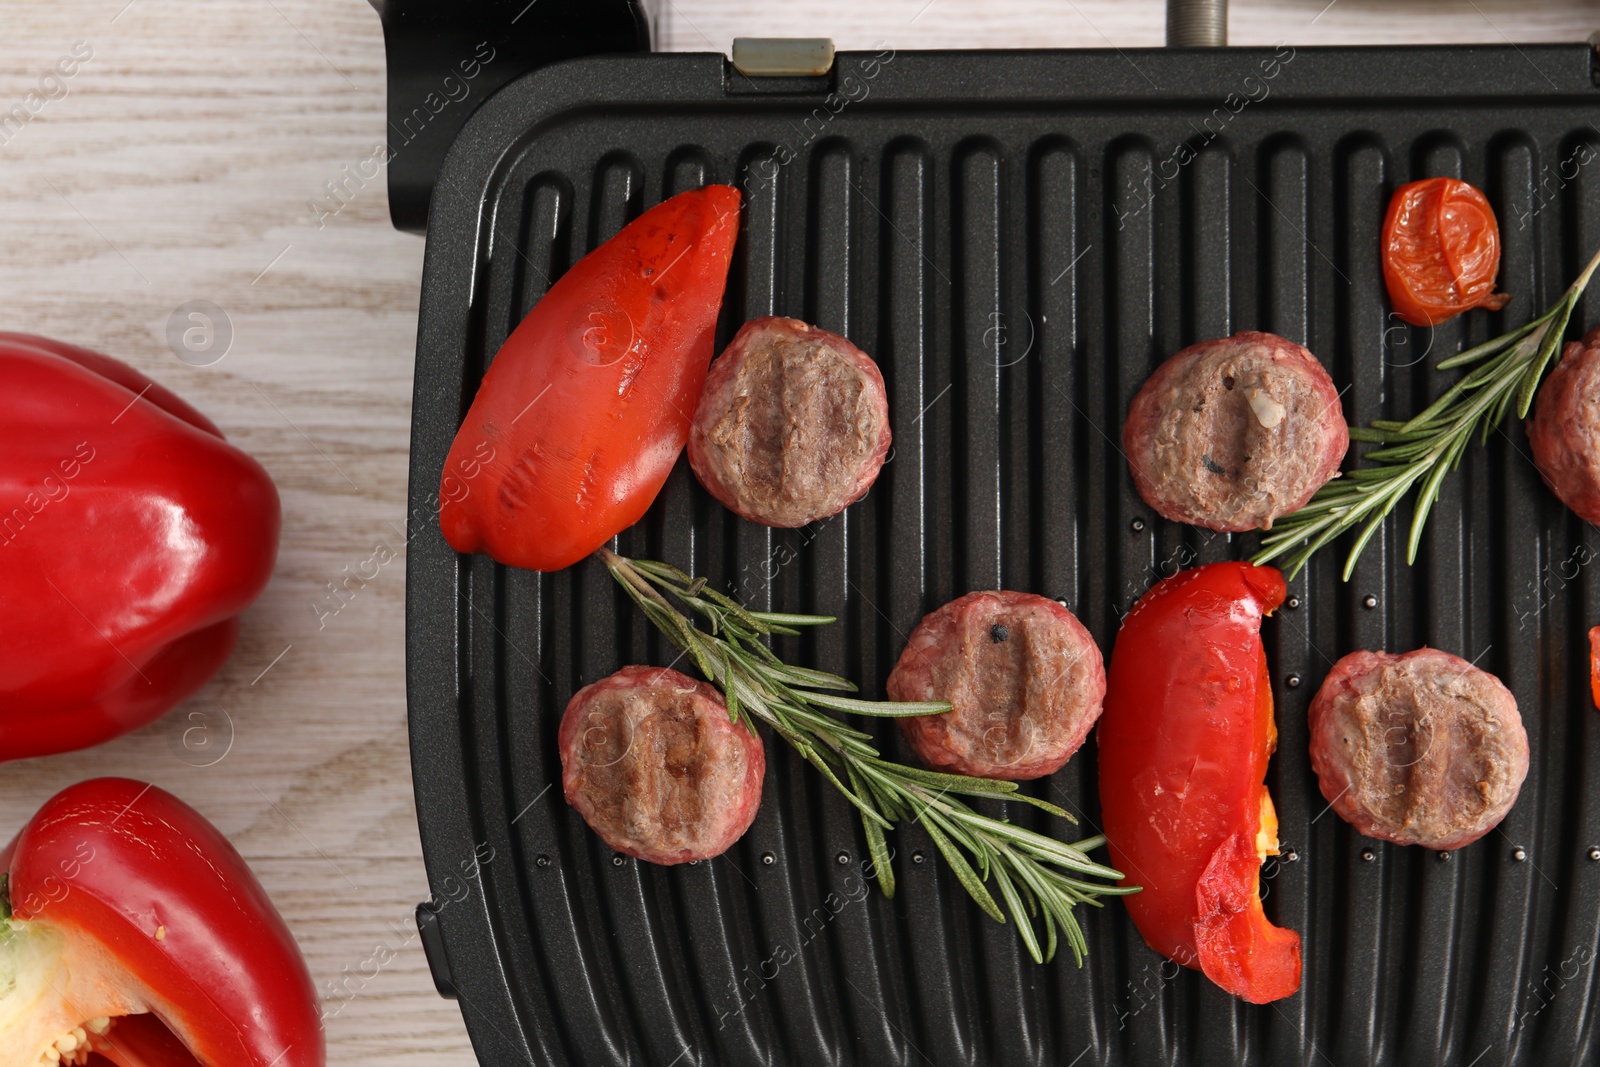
xmin=0 ymin=778 xmax=323 ymax=1066
xmin=1382 ymin=177 xmax=1510 ymax=327
xmin=1097 ymin=562 xmax=1302 ymax=1003
xmin=440 ymin=185 xmax=741 ymax=572
xmin=1590 ymin=626 xmax=1600 ymax=710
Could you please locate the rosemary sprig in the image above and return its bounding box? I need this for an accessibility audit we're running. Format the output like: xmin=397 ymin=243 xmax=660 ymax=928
xmin=1254 ymin=245 xmax=1600 ymax=581
xmin=596 ymin=547 xmax=1137 ymax=965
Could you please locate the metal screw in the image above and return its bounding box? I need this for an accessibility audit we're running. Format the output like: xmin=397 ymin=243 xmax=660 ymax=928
xmin=612 ymin=855 xmax=626 ymax=867
xmin=836 ymin=851 xmax=851 ymax=865
xmin=1362 ymin=594 xmax=1379 ymax=609
xmin=535 ymin=854 xmax=551 ymax=868
xmin=1361 ymin=849 xmax=1376 ymax=862
xmin=1285 ymin=674 xmax=1302 ymax=689
xmin=1589 ymin=847 xmax=1600 ymax=861
xmin=1285 ymin=596 xmax=1301 ymax=610
xmin=1281 ymin=848 xmax=1299 ymax=863
xmin=761 ymin=851 xmax=776 ymax=865
xmin=912 ymin=850 xmax=926 ymax=865
xmin=1437 ymin=850 xmax=1452 ymax=862
xmin=1131 ymin=518 xmax=1146 ymax=532
xmin=1511 ymin=847 xmax=1528 ymax=863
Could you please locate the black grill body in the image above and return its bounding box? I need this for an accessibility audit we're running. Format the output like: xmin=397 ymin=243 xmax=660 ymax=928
xmin=406 ymin=44 xmax=1600 ymax=1067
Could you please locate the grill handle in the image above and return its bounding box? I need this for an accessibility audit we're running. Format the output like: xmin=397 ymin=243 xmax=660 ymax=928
xmin=370 ymin=0 xmax=1238 ymax=233
xmin=1167 ymin=0 xmax=1228 ymax=47
xmin=368 ymin=0 xmax=654 ymax=234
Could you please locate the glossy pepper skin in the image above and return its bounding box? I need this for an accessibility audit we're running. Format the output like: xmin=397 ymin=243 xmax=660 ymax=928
xmin=0 ymin=778 xmax=324 ymax=1066
xmin=1098 ymin=561 xmax=1302 ymax=1003
xmin=0 ymin=334 xmax=279 ymax=762
xmin=440 ymin=185 xmax=741 ymax=572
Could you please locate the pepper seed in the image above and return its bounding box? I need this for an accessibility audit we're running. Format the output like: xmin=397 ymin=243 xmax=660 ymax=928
xmin=1361 ymin=849 xmax=1376 ymax=862
xmin=1285 ymin=596 xmax=1301 ymax=610
xmin=1131 ymin=518 xmax=1146 ymax=533
xmin=1362 ymin=594 xmax=1379 ymax=609
xmin=1511 ymin=847 xmax=1527 ymax=862
xmin=1286 ymin=674 xmax=1302 ymax=689
xmin=912 ymin=850 xmax=926 ymax=865
xmin=761 ymin=851 xmax=776 ymax=866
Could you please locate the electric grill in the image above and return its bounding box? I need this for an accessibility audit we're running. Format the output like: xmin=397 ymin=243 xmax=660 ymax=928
xmin=376 ymin=1 xmax=1600 ymax=1061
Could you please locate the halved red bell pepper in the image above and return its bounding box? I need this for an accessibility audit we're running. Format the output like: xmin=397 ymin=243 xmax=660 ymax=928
xmin=1097 ymin=561 xmax=1302 ymax=1003
xmin=0 ymin=778 xmax=323 ymax=1066
xmin=0 ymin=334 xmax=279 ymax=762
xmin=439 ymin=184 xmax=741 ymax=572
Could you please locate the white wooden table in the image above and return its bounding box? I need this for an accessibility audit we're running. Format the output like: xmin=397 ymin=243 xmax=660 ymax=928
xmin=0 ymin=0 xmax=1592 ymax=1062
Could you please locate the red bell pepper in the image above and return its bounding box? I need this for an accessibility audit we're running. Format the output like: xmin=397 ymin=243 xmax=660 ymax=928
xmin=0 ymin=334 xmax=279 ymax=762
xmin=439 ymin=185 xmax=741 ymax=572
xmin=0 ymin=778 xmax=323 ymax=1066
xmin=1097 ymin=561 xmax=1302 ymax=1003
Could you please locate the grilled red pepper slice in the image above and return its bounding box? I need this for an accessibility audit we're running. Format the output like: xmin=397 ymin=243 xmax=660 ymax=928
xmin=0 ymin=778 xmax=323 ymax=1066
xmin=1098 ymin=561 xmax=1302 ymax=1003
xmin=1590 ymin=626 xmax=1600 ymax=711
xmin=440 ymin=185 xmax=741 ymax=572
xmin=0 ymin=334 xmax=280 ymax=762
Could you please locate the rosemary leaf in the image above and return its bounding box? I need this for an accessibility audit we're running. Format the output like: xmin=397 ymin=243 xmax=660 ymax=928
xmin=847 ymin=763 xmax=896 ymax=899
xmin=748 ymin=610 xmax=835 ymax=627
xmin=993 ymin=862 xmax=1043 ymax=963
xmin=919 ymin=811 xmax=1006 ymax=923
xmin=773 ymin=664 xmax=859 ymax=692
xmin=800 ymin=690 xmax=954 ymax=718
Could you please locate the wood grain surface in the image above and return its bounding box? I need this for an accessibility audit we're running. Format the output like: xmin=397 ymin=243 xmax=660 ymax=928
xmin=0 ymin=0 xmax=1592 ymax=1063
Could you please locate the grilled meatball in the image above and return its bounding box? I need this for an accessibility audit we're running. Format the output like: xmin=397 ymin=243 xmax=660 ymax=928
xmin=1528 ymin=326 xmax=1600 ymax=524
xmin=1123 ymin=331 xmax=1348 ymax=532
xmin=887 ymin=591 xmax=1105 ymax=780
xmin=559 ymin=665 xmax=764 ymax=864
xmin=688 ymin=316 xmax=891 ymax=527
xmin=1307 ymin=648 xmax=1528 ymax=850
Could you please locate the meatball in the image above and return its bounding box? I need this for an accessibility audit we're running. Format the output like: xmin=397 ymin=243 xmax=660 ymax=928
xmin=886 ymin=591 xmax=1105 ymax=780
xmin=1528 ymin=326 xmax=1600 ymax=524
xmin=1122 ymin=331 xmax=1348 ymax=532
xmin=688 ymin=316 xmax=891 ymax=527
xmin=1307 ymin=648 xmax=1528 ymax=850
xmin=559 ymin=665 xmax=764 ymax=864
